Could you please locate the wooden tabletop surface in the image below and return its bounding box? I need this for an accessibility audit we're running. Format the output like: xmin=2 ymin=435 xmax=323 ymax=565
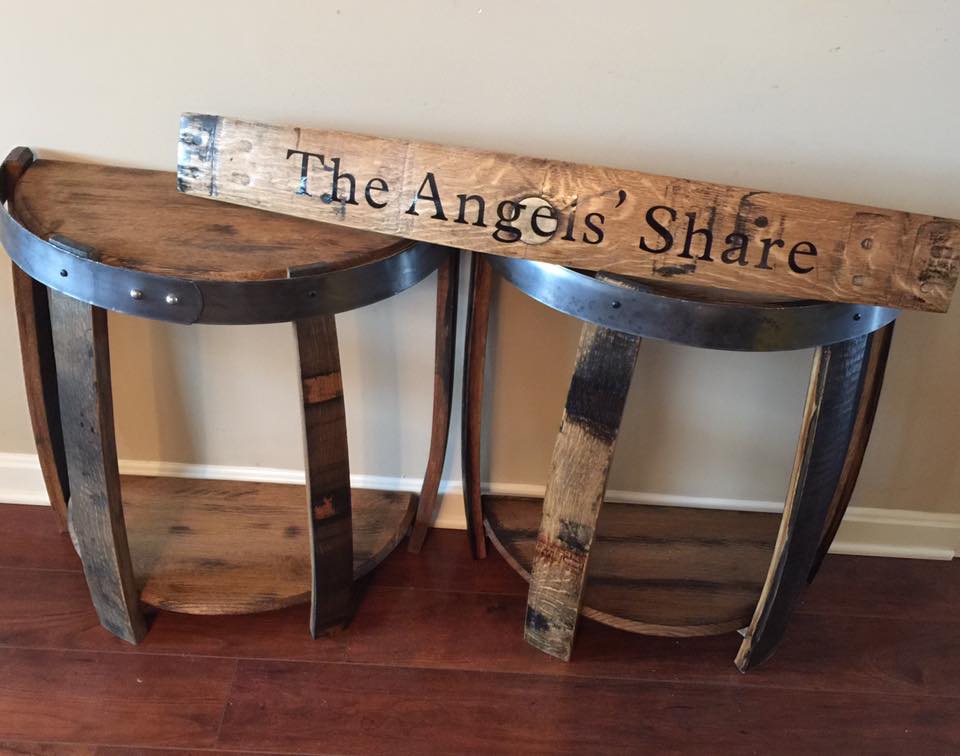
xmin=11 ymin=160 xmax=412 ymax=282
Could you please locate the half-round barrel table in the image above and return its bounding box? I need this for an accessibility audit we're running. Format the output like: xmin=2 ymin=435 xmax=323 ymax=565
xmin=461 ymin=254 xmax=898 ymax=670
xmin=1 ymin=147 xmax=457 ymax=643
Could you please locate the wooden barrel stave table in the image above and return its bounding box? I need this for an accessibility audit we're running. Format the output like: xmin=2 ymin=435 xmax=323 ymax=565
xmin=1 ymin=147 xmax=457 ymax=643
xmin=461 ymin=253 xmax=898 ymax=670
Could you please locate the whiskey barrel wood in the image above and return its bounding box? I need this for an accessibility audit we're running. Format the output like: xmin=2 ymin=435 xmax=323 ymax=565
xmin=486 ymin=495 xmax=780 ymax=636
xmin=461 ymin=254 xmax=493 ymax=559
xmin=11 ymin=160 xmax=411 ymax=280
xmin=736 ymin=334 xmax=873 ymax=671
xmin=524 ymin=273 xmax=644 ymax=660
xmin=408 ymin=253 xmax=460 ymax=553
xmin=293 ymin=311 xmax=355 ymax=636
xmin=4 ymin=150 xmax=70 ymax=532
xmin=809 ymin=322 xmax=895 ymax=580
xmin=11 ymin=267 xmax=70 ymax=530
xmin=465 ymin=252 xmax=892 ymax=668
xmin=49 ymin=292 xmax=146 ymax=644
xmin=68 ymin=476 xmax=416 ymax=615
xmin=2 ymin=148 xmax=457 ymax=643
xmin=177 ymin=114 xmax=960 ymax=312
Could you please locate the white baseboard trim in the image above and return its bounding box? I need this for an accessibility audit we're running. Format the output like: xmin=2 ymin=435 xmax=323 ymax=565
xmin=2 ymin=452 xmax=955 ymax=560
xmin=0 ymin=453 xmax=51 ymax=506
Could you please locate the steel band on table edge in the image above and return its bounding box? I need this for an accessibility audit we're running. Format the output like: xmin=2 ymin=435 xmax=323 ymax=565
xmin=0 ymin=191 xmax=450 ymax=325
xmin=488 ymin=255 xmax=899 ymax=351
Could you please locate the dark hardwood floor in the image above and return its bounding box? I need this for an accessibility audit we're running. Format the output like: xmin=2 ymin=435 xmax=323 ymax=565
xmin=0 ymin=502 xmax=958 ymax=754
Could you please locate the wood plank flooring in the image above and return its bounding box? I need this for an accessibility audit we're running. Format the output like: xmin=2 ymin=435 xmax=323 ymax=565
xmin=0 ymin=502 xmax=958 ymax=754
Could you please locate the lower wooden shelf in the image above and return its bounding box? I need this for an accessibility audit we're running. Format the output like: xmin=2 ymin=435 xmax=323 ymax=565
xmin=484 ymin=495 xmax=781 ymax=637
xmin=70 ymin=475 xmax=416 ymax=615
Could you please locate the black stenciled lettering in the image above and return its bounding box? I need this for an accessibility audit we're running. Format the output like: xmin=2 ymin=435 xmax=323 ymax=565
xmin=561 ymin=200 xmax=578 ymax=241
xmin=680 ymin=212 xmax=713 ymax=261
xmin=582 ymin=212 xmax=605 ymax=244
xmin=493 ymin=200 xmax=526 ymax=243
xmin=455 ymin=194 xmax=487 ymax=226
xmin=721 ymin=233 xmax=750 ymax=265
xmin=326 ymin=157 xmax=359 ymax=205
xmin=406 ymin=172 xmax=447 ymax=220
xmin=639 ymin=205 xmax=677 ymax=253
xmin=757 ymin=238 xmax=785 ymax=269
xmin=788 ymin=241 xmax=817 ymax=273
xmin=531 ymin=204 xmax=559 ymax=238
xmin=286 ymin=149 xmax=324 ymax=196
xmin=364 ymin=177 xmax=389 ymax=209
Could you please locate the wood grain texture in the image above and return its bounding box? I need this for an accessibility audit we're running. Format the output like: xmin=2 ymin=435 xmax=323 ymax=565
xmin=737 ymin=336 xmax=871 ymax=671
xmin=11 ymin=266 xmax=70 ymax=530
xmin=293 ymin=312 xmax=354 ymax=636
xmin=11 ymin=160 xmax=411 ymax=281
xmin=0 ymin=746 xmax=254 ymax=756
xmin=524 ymin=278 xmax=643 ymax=660
xmin=3 ymin=148 xmax=70 ymax=531
xmin=0 ymin=147 xmax=34 ymax=203
xmin=177 ymin=114 xmax=960 ymax=312
xmin=217 ymin=658 xmax=960 ymax=754
xmin=3 ymin=508 xmax=960 ymax=753
xmin=49 ymin=291 xmax=146 ymax=644
xmin=373 ymin=523 xmax=524 ymax=596
xmin=461 ymin=254 xmax=492 ymax=559
xmin=487 ymin=496 xmax=778 ymax=636
xmin=809 ymin=321 xmax=895 ymax=581
xmin=109 ymin=477 xmax=414 ymax=615
xmin=7 ymin=552 xmax=960 ymax=701
xmin=1 ymin=521 xmax=959 ymax=693
xmin=0 ymin=503 xmax=81 ymax=572
xmin=0 ymin=648 xmax=236 ymax=748
xmin=409 ymin=253 xmax=460 ymax=552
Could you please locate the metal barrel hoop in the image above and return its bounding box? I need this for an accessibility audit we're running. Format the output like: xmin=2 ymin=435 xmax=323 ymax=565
xmin=488 ymin=255 xmax=899 ymax=351
xmin=0 ymin=180 xmax=451 ymax=325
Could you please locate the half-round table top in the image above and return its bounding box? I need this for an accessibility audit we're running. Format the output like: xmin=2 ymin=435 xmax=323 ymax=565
xmin=11 ymin=159 xmax=412 ymax=282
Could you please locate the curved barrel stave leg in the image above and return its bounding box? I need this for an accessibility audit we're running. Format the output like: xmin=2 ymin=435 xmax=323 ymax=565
xmin=524 ymin=273 xmax=643 ymax=661
xmin=4 ymin=148 xmax=70 ymax=531
xmin=808 ymin=321 xmax=895 ymax=582
xmin=736 ymin=333 xmax=873 ymax=672
xmin=461 ymin=253 xmax=492 ymax=559
xmin=408 ymin=252 xmax=460 ymax=553
xmin=294 ymin=313 xmax=355 ymax=637
xmin=49 ymin=291 xmax=146 ymax=643
xmin=12 ymin=267 xmax=71 ymax=530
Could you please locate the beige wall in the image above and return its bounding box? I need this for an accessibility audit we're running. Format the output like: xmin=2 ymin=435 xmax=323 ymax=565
xmin=2 ymin=1 xmax=959 ymax=515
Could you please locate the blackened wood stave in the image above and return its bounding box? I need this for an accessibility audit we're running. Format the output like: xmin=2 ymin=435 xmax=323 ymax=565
xmin=49 ymin=292 xmax=146 ymax=644
xmin=736 ymin=335 xmax=872 ymax=671
xmin=11 ymin=267 xmax=70 ymax=530
xmin=461 ymin=254 xmax=492 ymax=559
xmin=809 ymin=321 xmax=895 ymax=581
xmin=524 ymin=273 xmax=643 ymax=660
xmin=3 ymin=148 xmax=70 ymax=531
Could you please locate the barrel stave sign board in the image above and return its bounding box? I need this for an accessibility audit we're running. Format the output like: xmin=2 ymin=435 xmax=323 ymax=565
xmin=177 ymin=113 xmax=960 ymax=312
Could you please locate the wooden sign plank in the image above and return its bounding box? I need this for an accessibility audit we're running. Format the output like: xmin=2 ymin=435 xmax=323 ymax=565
xmin=177 ymin=113 xmax=960 ymax=312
